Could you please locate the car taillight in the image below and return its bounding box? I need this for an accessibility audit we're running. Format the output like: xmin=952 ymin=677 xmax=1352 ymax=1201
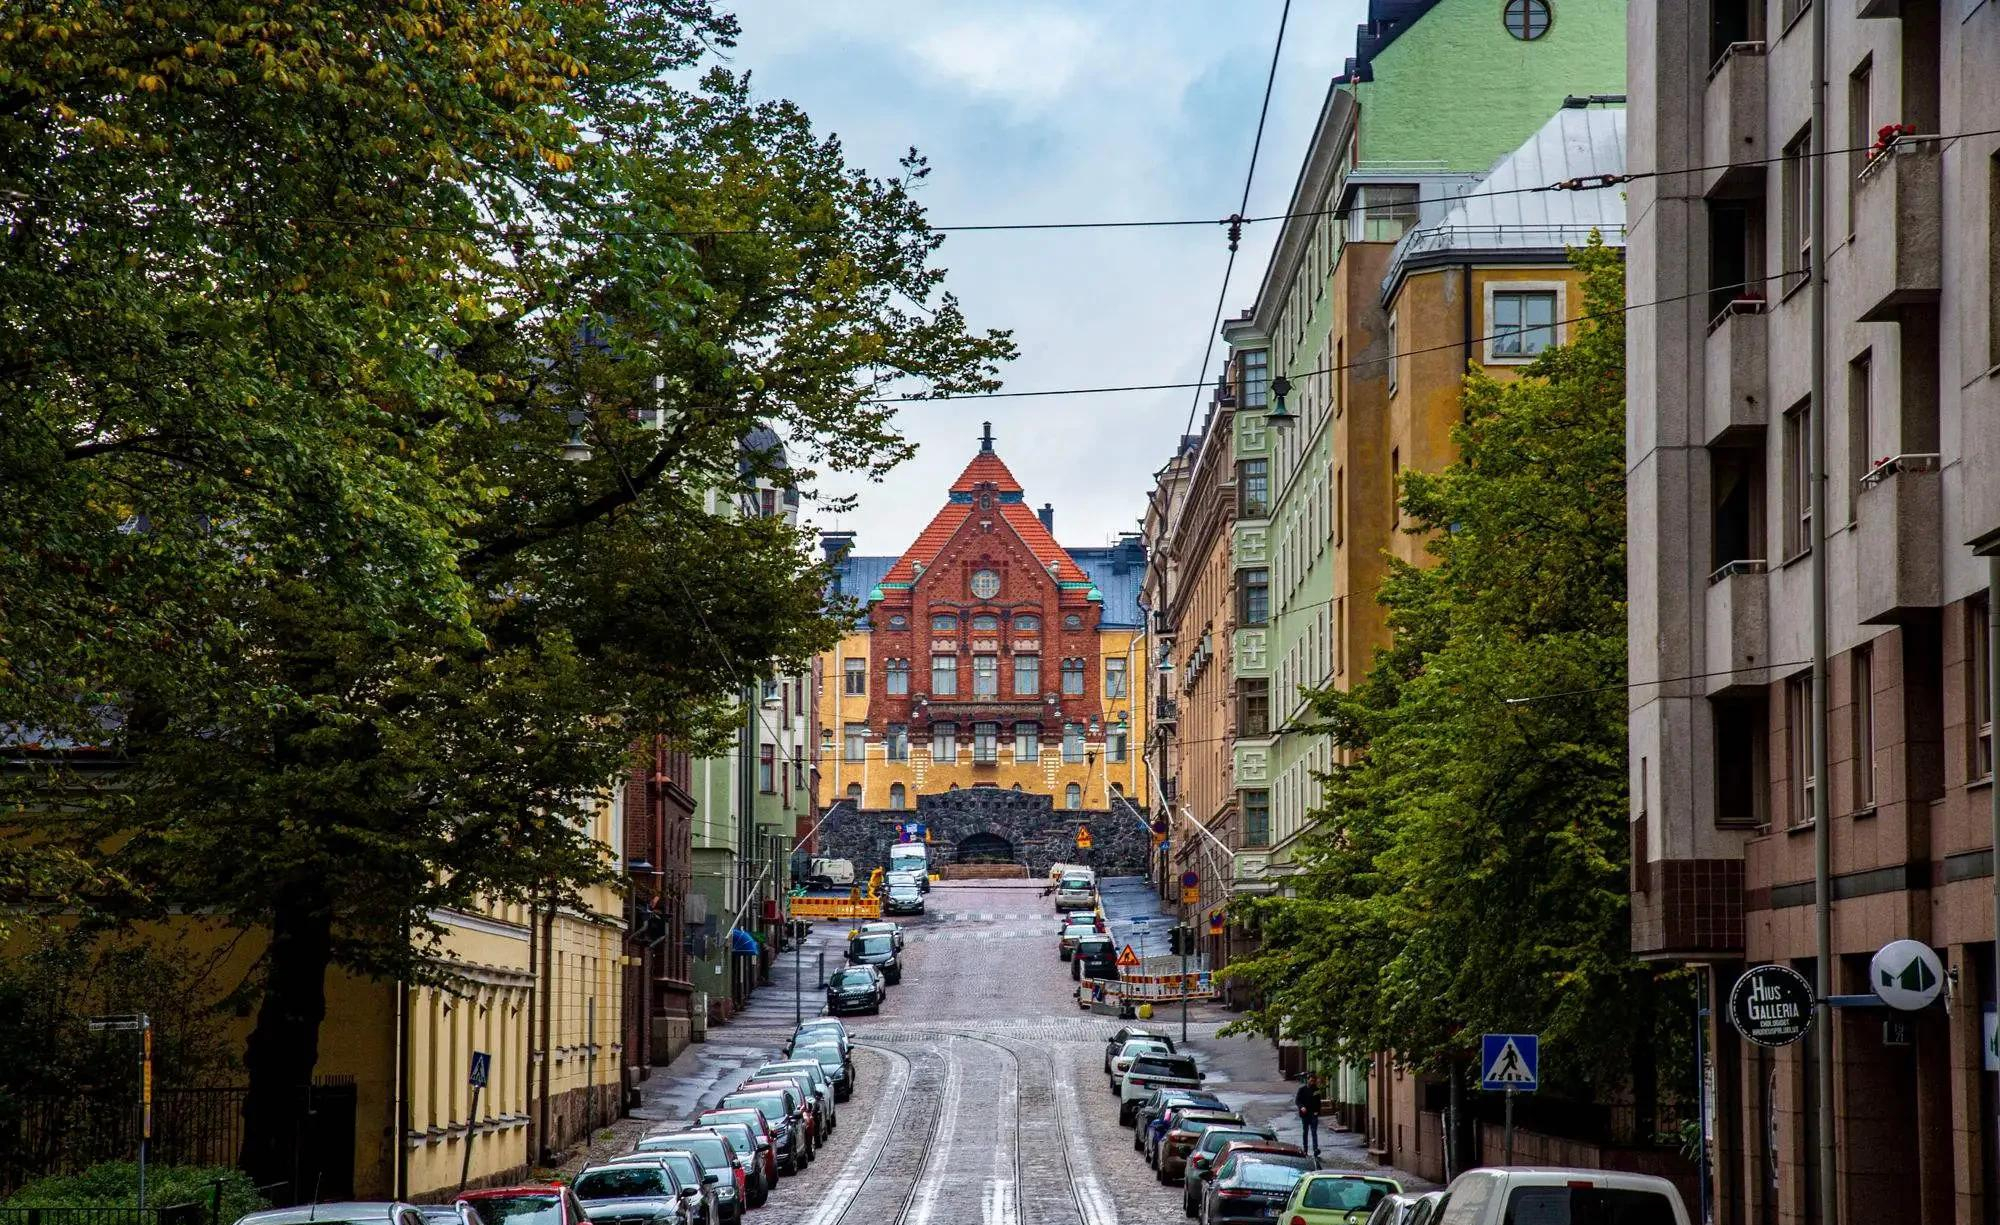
xmin=735 ymin=1168 xmax=746 ymax=1194
xmin=1291 ymin=1217 xmax=1309 ymax=1225
xmin=1217 ymin=1188 xmax=1253 ymax=1199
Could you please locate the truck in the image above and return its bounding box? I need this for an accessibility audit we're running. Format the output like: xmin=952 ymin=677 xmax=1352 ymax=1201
xmin=808 ymin=857 xmax=855 ymax=888
xmin=887 ymin=843 xmax=930 ymax=892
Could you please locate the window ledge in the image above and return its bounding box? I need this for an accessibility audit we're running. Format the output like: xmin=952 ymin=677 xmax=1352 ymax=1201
xmin=1780 ymin=275 xmax=1809 ymax=306
xmin=1970 ymin=775 xmax=1994 ymax=793
xmin=1785 ymin=819 xmax=1816 ymax=836
xmin=1848 ymin=804 xmax=1878 ymax=820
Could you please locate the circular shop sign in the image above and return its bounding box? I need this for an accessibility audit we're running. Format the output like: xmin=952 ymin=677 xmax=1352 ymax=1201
xmin=1870 ymin=939 xmax=1946 ymax=1011
xmin=1728 ymin=964 xmax=1815 ymax=1047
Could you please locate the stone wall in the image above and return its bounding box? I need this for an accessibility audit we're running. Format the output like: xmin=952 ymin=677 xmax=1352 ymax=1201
xmin=814 ymin=790 xmax=1152 ymax=876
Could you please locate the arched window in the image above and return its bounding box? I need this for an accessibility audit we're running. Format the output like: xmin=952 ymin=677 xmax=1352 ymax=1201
xmin=1502 ymin=0 xmax=1552 ymax=40
xmin=886 ymin=658 xmax=910 ymax=695
xmin=1064 ymin=783 xmax=1083 ymax=810
xmin=932 ymin=614 xmax=958 ymax=632
xmin=1015 ymin=615 xmax=1041 ymax=631
xmin=972 ymin=614 xmax=999 ymax=631
xmin=845 ymin=783 xmax=862 ymax=804
xmin=1061 ymin=658 xmax=1087 ymax=695
xmin=889 ymin=783 xmax=907 ymax=810
xmin=1110 ymin=782 xmax=1125 ymax=798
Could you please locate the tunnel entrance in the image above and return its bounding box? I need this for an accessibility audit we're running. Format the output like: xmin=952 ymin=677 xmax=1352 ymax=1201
xmin=953 ymin=831 xmax=1017 ymax=864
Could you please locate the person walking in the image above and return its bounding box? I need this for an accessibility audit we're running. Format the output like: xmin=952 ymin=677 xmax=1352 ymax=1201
xmin=1296 ymin=1073 xmax=1324 ymax=1157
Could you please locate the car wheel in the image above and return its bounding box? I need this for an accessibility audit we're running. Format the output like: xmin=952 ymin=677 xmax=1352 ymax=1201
xmin=1183 ymin=1187 xmax=1196 ymax=1218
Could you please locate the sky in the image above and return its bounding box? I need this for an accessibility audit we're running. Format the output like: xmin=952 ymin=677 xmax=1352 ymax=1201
xmin=725 ymin=0 xmax=1369 ymax=555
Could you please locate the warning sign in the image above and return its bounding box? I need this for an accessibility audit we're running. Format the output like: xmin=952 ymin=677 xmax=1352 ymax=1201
xmin=1115 ymin=944 xmax=1141 ymax=968
xmin=1076 ymin=826 xmax=1093 ymax=850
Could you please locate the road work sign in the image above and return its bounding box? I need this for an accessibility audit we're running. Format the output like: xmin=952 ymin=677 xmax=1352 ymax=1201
xmin=1480 ymin=1033 xmax=1539 ymax=1092
xmin=1116 ymin=944 xmax=1140 ymax=968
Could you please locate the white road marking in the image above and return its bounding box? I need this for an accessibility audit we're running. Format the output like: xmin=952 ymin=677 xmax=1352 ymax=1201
xmin=796 ymin=1048 xmax=913 ymax=1225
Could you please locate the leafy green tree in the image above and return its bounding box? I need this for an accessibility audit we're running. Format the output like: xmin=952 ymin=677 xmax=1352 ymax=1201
xmin=1226 ymin=239 xmax=1681 ymax=1110
xmin=2 ymin=0 xmax=1013 ymax=1183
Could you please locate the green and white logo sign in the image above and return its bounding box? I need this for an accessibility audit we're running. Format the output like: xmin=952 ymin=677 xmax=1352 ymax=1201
xmin=1869 ymin=939 xmax=1945 ymax=1011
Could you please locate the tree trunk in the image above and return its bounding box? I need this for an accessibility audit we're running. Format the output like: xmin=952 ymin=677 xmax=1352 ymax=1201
xmin=240 ymin=891 xmax=335 ymax=1197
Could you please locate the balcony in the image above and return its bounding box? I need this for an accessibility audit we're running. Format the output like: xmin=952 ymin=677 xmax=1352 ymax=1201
xmin=1703 ymin=298 xmax=1768 ymax=445
xmin=1702 ymin=42 xmax=1767 ymax=198
xmin=1705 ymin=560 xmax=1770 ymax=694
xmin=1851 ymin=140 xmax=1942 ymax=322
xmin=1855 ymin=454 xmax=1942 ymax=624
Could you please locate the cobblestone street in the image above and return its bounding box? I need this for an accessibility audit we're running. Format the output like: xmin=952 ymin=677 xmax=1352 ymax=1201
xmin=612 ymin=879 xmax=1432 ymax=1225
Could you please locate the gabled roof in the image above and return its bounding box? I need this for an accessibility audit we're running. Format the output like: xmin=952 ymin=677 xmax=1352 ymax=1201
xmin=878 ymin=440 xmax=1088 ymax=586
xmin=950 ymin=451 xmax=1022 ymax=494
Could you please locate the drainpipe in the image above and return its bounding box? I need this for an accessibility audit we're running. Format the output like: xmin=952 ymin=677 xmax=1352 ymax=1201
xmin=1807 ymin=0 xmax=1837 ymax=1221
xmin=1989 ymin=559 xmax=2000 ymax=1126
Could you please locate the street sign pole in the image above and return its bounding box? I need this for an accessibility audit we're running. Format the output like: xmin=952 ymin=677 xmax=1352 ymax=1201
xmin=1503 ymin=1087 xmax=1515 ymax=1167
xmin=138 ymin=1020 xmax=151 ymax=1212
xmin=1179 ymin=932 xmax=1189 ymax=1045
xmin=460 ymin=1051 xmax=491 ymax=1192
xmin=793 ymin=923 xmax=802 ymax=1027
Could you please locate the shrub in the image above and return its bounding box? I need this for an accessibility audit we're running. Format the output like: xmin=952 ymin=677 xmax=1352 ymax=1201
xmin=6 ymin=1163 xmax=268 ymax=1220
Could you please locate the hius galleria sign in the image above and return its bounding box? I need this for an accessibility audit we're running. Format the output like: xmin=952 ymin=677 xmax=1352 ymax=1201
xmin=1728 ymin=964 xmax=1815 ymax=1047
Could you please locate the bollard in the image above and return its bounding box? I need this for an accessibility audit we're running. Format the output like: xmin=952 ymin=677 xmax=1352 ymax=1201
xmin=1137 ymin=1003 xmax=1153 ymax=1020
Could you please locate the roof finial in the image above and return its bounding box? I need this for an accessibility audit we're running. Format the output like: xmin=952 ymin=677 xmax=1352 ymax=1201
xmin=980 ymin=421 xmax=994 ymax=453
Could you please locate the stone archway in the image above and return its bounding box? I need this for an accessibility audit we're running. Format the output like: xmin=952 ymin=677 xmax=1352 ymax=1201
xmin=953 ymin=831 xmax=1016 ymax=864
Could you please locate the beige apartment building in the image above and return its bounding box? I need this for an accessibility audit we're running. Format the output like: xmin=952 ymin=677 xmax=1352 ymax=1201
xmin=1628 ymin=3 xmax=2000 ymax=1224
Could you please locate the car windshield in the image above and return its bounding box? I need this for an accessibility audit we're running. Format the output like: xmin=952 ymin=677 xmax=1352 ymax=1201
xmin=651 ymin=1136 xmax=727 ymax=1172
xmin=1131 ymin=1056 xmax=1198 ymax=1078
xmin=1062 ymin=924 xmax=1095 ymax=935
xmin=1233 ymin=1162 xmax=1311 ymax=1191
xmin=463 ymin=1197 xmax=565 ymax=1225
xmin=1181 ymin=1117 xmax=1243 ymax=1136
xmin=1306 ymin=1180 xmax=1394 ymax=1210
xmin=851 ymin=935 xmax=893 ymax=955
xmin=1075 ymin=939 xmax=1112 ymax=956
xmin=888 ymin=886 xmax=920 ymax=898
xmin=1058 ymin=881 xmax=1091 ymax=893
xmin=1120 ymin=1039 xmax=1169 ymax=1057
xmin=796 ymin=1023 xmax=844 ymax=1042
xmin=798 ymin=1045 xmax=843 ymax=1067
xmin=574 ymin=1168 xmax=671 ymax=1200
xmin=706 ymin=1122 xmax=755 ymax=1150
xmin=832 ymin=969 xmax=874 ymax=988
xmin=721 ymin=1092 xmax=788 ymax=1124
xmin=1199 ymin=1130 xmax=1270 ymax=1154
xmin=1500 ymin=1187 xmax=1678 ymax=1225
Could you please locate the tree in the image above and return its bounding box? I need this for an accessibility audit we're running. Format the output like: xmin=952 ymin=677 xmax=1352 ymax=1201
xmin=1225 ymin=239 xmax=1682 ymax=1107
xmin=2 ymin=0 xmax=1014 ymax=1184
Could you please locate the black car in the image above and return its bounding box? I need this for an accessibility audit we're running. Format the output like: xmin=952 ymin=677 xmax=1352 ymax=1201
xmin=572 ymin=1160 xmax=701 ymax=1225
xmin=826 ymin=966 xmax=884 ymax=1015
xmin=847 ymin=932 xmax=903 ymax=984
xmin=717 ymin=1088 xmax=807 ymax=1173
xmin=1200 ymin=1152 xmax=1316 ymax=1225
xmin=1072 ymin=935 xmax=1116 ymax=981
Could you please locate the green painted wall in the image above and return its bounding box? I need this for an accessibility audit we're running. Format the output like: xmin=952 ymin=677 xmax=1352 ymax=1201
xmin=1350 ymin=0 xmax=1627 ymax=170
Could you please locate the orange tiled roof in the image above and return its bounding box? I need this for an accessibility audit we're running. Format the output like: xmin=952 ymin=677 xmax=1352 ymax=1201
xmin=877 ymin=448 xmax=1087 ymax=586
xmin=948 ymin=451 xmax=1023 ymax=494
xmin=880 ymin=504 xmax=971 ymax=584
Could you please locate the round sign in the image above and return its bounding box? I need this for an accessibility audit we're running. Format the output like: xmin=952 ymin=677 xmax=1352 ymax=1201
xmin=1728 ymin=964 xmax=1814 ymax=1047
xmin=1870 ymin=939 xmax=1945 ymax=1011
xmin=1181 ymin=870 xmax=1200 ymax=888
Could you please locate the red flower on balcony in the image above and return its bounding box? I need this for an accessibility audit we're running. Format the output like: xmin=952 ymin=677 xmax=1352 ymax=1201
xmin=1870 ymin=122 xmax=1916 ymax=160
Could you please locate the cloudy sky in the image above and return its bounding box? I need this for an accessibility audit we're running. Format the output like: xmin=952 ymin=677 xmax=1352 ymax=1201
xmin=726 ymin=1 xmax=1368 ymax=554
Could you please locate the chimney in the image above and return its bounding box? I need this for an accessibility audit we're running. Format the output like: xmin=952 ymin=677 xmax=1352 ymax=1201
xmin=1037 ymin=503 xmax=1054 ymax=533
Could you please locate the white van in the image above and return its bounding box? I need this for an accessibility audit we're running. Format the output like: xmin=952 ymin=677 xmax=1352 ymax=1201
xmin=888 ymin=844 xmax=930 ymax=892
xmin=1433 ymin=1169 xmax=1689 ymax=1225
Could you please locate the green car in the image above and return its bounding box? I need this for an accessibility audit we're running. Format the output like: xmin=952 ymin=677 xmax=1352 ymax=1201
xmin=1279 ymin=1173 xmax=1403 ymax=1225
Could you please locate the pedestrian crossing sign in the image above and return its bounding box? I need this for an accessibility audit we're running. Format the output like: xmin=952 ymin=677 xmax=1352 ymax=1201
xmin=1480 ymin=1033 xmax=1539 ymax=1092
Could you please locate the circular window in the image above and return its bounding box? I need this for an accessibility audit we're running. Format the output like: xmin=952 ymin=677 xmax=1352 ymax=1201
xmin=970 ymin=569 xmax=1001 ymax=599
xmin=1015 ymin=615 xmax=1041 ymax=631
xmin=1064 ymin=614 xmax=1083 ymax=630
xmin=1503 ymin=0 xmax=1551 ymax=39
xmin=888 ymin=615 xmax=908 ymax=630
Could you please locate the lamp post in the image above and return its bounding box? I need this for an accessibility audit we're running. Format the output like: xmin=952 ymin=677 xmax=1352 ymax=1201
xmin=88 ymin=1014 xmax=151 ymax=1211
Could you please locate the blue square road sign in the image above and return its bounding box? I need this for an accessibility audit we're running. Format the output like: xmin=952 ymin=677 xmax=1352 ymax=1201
xmin=1480 ymin=1033 xmax=1538 ymax=1092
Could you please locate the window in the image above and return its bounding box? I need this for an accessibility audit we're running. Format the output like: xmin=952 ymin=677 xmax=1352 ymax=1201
xmin=1705 ymin=201 xmax=1766 ymax=322
xmin=1239 ymin=349 xmax=1269 ymax=408
xmin=1846 ymin=59 xmax=1871 ymax=236
xmin=1359 ymin=185 xmax=1418 ymax=242
xmin=841 ymin=657 xmax=866 ymax=696
xmin=971 ymin=569 xmax=1001 ymax=599
xmin=886 ymin=723 xmax=909 ymax=762
xmin=1782 ymin=126 xmax=1812 ymax=296
xmin=759 ymin=488 xmax=777 ymax=518
xmin=1503 ymin=0 xmax=1552 ymax=39
xmin=972 ymin=722 xmax=998 ymax=763
xmin=889 ymin=783 xmax=906 ymax=811
xmin=1385 ymin=312 xmax=1400 ymax=393
xmin=1333 ymin=340 xmax=1344 ymax=416
xmin=759 ymin=745 xmax=776 ymax=793
xmin=1065 ymin=783 xmax=1083 ymax=810
xmin=1710 ymin=447 xmax=1765 ymax=571
xmin=1713 ymin=695 xmax=1769 ymax=828
xmin=1239 ymin=459 xmax=1270 ymax=518
xmin=888 ymin=615 xmax=908 ymax=630
xmin=886 ymin=657 xmax=910 ymax=695
xmin=1064 ymin=614 xmax=1083 ymax=630
xmin=932 ymin=654 xmax=958 ymax=695
xmin=1014 ymin=654 xmax=1041 ymax=695
xmin=1852 ymin=647 xmax=1875 ymax=810
xmin=1847 ymin=353 xmax=1871 ymax=523
xmin=972 ymin=614 xmax=999 ymax=632
xmin=972 ymin=654 xmax=999 ymax=696
xmin=1239 ymin=677 xmax=1271 ymax=737
xmin=1489 ymin=289 xmax=1558 ymax=359
xmin=932 ymin=723 xmax=957 ymax=763
xmin=762 ymin=677 xmax=780 ymax=704
xmin=1015 ymin=615 xmax=1041 ymax=632
xmin=1062 ymin=658 xmax=1086 ymax=696
xmin=845 ymin=782 xmax=862 ymax=804
xmin=1973 ymin=597 xmax=1994 ymax=781
xmin=1335 ymin=467 xmax=1345 ymax=544
xmin=1239 ymin=569 xmax=1270 ymax=626
xmin=1063 ymin=722 xmax=1086 ymax=763
xmin=1391 ymin=448 xmax=1403 ymax=529
xmin=1782 ymin=399 xmax=1813 ymax=556
xmin=1708 ymin=0 xmax=1764 ymax=66
xmin=1106 ymin=727 xmax=1127 ymax=763
xmin=1781 ymin=0 xmax=1810 ymax=29
xmin=795 ymin=754 xmax=805 ymax=790
xmin=1014 ymin=722 xmax=1040 ymax=762
xmin=1243 ymin=790 xmax=1271 ymax=847
xmin=1105 ymin=658 xmax=1127 ymax=699
xmin=1786 ymin=674 xmax=1816 ymax=826
xmin=843 ymin=723 xmax=867 ymax=763
xmin=932 ymin=614 xmax=958 ymax=632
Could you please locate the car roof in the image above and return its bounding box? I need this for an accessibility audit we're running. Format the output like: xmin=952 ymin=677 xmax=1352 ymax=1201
xmin=457 ymin=1189 xmax=564 ymax=1202
xmin=237 ymin=1204 xmax=422 ymax=1225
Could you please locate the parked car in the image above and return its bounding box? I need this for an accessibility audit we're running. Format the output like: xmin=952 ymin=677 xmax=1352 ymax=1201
xmin=737 ymin=1077 xmax=820 ymax=1153
xmin=883 ymin=881 xmax=925 ymax=915
xmin=1198 ymin=1151 xmax=1318 ymax=1225
xmin=570 ymin=1161 xmax=700 ymax=1225
xmin=1104 ymin=1025 xmax=1170 ymax=1073
xmin=1109 ymin=1036 xmax=1175 ymax=1092
xmin=1054 ymin=878 xmax=1097 ymax=912
xmin=237 ymin=1205 xmax=437 ymax=1225
xmin=826 ymin=965 xmax=885 ymax=1014
xmin=1118 ymin=1051 xmax=1204 ymax=1124
xmin=676 ymin=1120 xmax=771 ymax=1207
xmin=1280 ymin=1174 xmax=1403 ymax=1225
xmin=1072 ymin=935 xmax=1116 ymax=981
xmin=1134 ymin=1087 xmax=1230 ymax=1154
xmin=789 ymin=1017 xmax=851 ymax=1059
xmin=791 ymin=1038 xmax=855 ymax=1099
xmin=1180 ymin=1133 xmax=1288 ymax=1217
xmin=1152 ymin=1110 xmax=1247 ymax=1181
xmin=456 ymin=1187 xmax=590 ymax=1225
xmin=1429 ymin=1169 xmax=1690 ymax=1225
xmin=630 ymin=1135 xmax=745 ymax=1225
xmin=852 ymin=919 xmax=904 ymax=949
xmin=595 ymin=1154 xmax=719 ymax=1225
xmin=847 ymin=931 xmax=904 ymax=983
xmin=717 ymin=1086 xmax=809 ymax=1173
xmin=697 ymin=1107 xmax=780 ymax=1187
xmin=1058 ymin=920 xmax=1098 ymax=960
xmin=753 ymin=1061 xmax=839 ymax=1136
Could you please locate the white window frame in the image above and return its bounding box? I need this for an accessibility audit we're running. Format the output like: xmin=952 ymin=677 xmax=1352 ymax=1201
xmin=1483 ymin=281 xmax=1568 ymax=365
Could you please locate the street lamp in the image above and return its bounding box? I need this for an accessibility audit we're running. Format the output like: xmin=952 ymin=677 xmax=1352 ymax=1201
xmin=1266 ymin=375 xmax=1295 ymax=426
xmin=88 ymin=1014 xmax=152 ymax=1211
xmin=559 ymin=424 xmax=594 ymax=463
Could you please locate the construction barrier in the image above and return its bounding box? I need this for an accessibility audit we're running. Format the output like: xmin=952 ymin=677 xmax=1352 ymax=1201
xmin=1076 ymin=972 xmax=1217 ymax=1007
xmin=789 ymin=895 xmax=882 ymax=920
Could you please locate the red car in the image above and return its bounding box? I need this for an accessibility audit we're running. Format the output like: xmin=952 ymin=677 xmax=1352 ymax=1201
xmin=456 ymin=1187 xmax=587 ymax=1225
xmin=698 ymin=1107 xmax=779 ymax=1185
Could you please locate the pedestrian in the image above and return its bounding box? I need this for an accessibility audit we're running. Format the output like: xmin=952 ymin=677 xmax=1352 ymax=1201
xmin=1296 ymin=1073 xmax=1324 ymax=1157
